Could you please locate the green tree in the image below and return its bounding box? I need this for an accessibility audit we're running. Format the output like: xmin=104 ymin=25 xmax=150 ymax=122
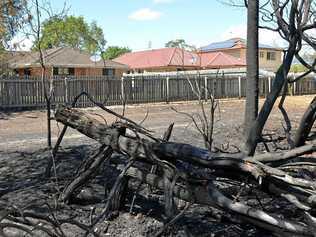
xmin=165 ymin=39 xmax=195 ymax=50
xmin=290 ymin=64 xmax=308 ymax=73
xmin=33 ymin=15 xmax=106 ymax=54
xmin=102 ymin=46 xmax=131 ymax=60
xmin=0 ymin=0 xmax=26 ymax=48
xmin=0 ymin=0 xmax=26 ymax=75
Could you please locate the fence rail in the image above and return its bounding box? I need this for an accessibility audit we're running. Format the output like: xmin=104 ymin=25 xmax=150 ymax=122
xmin=0 ymin=75 xmax=315 ymax=110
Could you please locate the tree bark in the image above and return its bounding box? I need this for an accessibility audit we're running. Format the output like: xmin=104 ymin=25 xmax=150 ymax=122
xmin=244 ymin=0 xmax=259 ymax=134
xmin=55 ymin=105 xmax=316 ymax=206
xmin=54 ymin=104 xmax=316 ymax=236
xmin=59 ymin=145 xmax=113 ymax=203
xmin=294 ymin=96 xmax=316 ymax=147
xmin=125 ymin=166 xmax=312 ymax=236
xmin=47 ymin=99 xmax=52 ymax=148
xmin=244 ymin=38 xmax=298 ymax=155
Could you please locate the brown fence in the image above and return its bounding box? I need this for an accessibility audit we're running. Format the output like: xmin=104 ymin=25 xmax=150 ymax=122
xmin=0 ymin=75 xmax=315 ymax=110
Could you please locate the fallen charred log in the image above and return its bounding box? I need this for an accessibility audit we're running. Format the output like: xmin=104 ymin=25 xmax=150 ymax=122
xmin=51 ymin=104 xmax=316 ymax=236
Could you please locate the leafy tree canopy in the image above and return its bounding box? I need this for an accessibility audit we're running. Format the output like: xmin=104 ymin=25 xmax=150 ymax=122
xmin=33 ymin=15 xmax=106 ymax=54
xmin=290 ymin=64 xmax=308 ymax=73
xmin=101 ymin=46 xmax=131 ymax=60
xmin=165 ymin=39 xmax=195 ymax=51
xmin=0 ymin=0 xmax=26 ymax=49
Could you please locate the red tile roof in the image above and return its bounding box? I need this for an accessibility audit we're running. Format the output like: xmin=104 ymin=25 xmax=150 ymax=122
xmin=114 ymin=48 xmax=200 ymax=69
xmin=114 ymin=48 xmax=245 ymax=70
xmin=200 ymin=51 xmax=246 ymax=68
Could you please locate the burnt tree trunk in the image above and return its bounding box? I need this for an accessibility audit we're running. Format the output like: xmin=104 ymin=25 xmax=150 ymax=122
xmin=54 ymin=105 xmax=316 ymax=205
xmin=47 ymin=99 xmax=52 ymax=148
xmin=294 ymin=96 xmax=316 ymax=147
xmin=244 ymin=0 xmax=259 ymax=134
xmin=244 ymin=37 xmax=298 ymax=155
xmin=54 ymin=104 xmax=316 ymax=236
xmin=59 ymin=145 xmax=113 ymax=203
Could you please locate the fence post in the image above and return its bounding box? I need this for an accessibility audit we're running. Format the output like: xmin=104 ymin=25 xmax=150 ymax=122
xmin=268 ymin=77 xmax=272 ymax=93
xmin=121 ymin=76 xmax=125 ymax=102
xmin=166 ymin=77 xmax=169 ymax=104
xmin=293 ymin=81 xmax=297 ymax=96
xmin=64 ymin=77 xmax=69 ymax=105
xmin=204 ymin=76 xmax=208 ymax=101
xmin=292 ymin=74 xmax=296 ymax=95
xmin=132 ymin=76 xmax=135 ymax=101
xmin=213 ymin=78 xmax=217 ymax=99
xmin=238 ymin=76 xmax=242 ymax=98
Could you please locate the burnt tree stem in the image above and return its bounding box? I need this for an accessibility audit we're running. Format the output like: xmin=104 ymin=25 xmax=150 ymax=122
xmin=55 ymin=105 xmax=316 ymax=205
xmin=125 ymin=166 xmax=311 ymax=236
xmin=47 ymin=100 xmax=52 ymax=148
xmin=294 ymin=96 xmax=316 ymax=147
xmin=244 ymin=0 xmax=259 ymax=133
xmin=59 ymin=145 xmax=113 ymax=203
xmin=244 ymin=38 xmax=298 ymax=155
xmin=54 ymin=104 xmax=316 ymax=236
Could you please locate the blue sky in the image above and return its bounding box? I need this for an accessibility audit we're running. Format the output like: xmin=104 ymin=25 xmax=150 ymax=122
xmin=48 ymin=0 xmax=249 ymax=50
xmin=13 ymin=0 xmax=284 ymax=51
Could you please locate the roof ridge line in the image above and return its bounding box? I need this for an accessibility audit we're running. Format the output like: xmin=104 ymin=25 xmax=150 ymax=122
xmin=167 ymin=48 xmax=177 ymax=66
xmin=32 ymin=47 xmax=63 ymax=64
xmin=225 ymin=52 xmax=245 ymax=63
xmin=207 ymin=52 xmax=221 ymax=66
xmin=45 ymin=47 xmax=65 ymax=58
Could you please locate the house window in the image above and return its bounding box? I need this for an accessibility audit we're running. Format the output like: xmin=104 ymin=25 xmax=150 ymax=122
xmin=58 ymin=68 xmax=69 ymax=75
xmin=259 ymin=51 xmax=265 ymax=58
xmin=103 ymin=68 xmax=115 ymax=76
xmin=53 ymin=67 xmax=75 ymax=76
xmin=69 ymin=68 xmax=75 ymax=75
xmin=267 ymin=52 xmax=276 ymax=61
xmin=24 ymin=68 xmax=31 ymax=76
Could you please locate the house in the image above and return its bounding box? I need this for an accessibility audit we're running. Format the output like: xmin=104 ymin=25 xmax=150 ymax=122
xmin=114 ymin=48 xmax=200 ymax=73
xmin=8 ymin=47 xmax=129 ymax=77
xmin=114 ymin=47 xmax=245 ymax=73
xmin=200 ymin=51 xmax=246 ymax=69
xmin=199 ymin=38 xmax=283 ymax=72
xmin=1 ymin=51 xmax=30 ymax=75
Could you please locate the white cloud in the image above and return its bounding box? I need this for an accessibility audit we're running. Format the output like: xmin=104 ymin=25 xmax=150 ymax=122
xmin=128 ymin=8 xmax=162 ymax=21
xmin=8 ymin=36 xmax=33 ymax=51
xmin=153 ymin=0 xmax=174 ymax=4
xmin=220 ymin=24 xmax=287 ymax=47
xmin=259 ymin=28 xmax=287 ymax=47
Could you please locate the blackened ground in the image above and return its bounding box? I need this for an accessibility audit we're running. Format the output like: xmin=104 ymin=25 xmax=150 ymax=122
xmin=0 ymin=95 xmax=314 ymax=236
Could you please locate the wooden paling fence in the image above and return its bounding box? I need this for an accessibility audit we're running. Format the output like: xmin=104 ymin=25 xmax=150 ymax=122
xmin=0 ymin=75 xmax=315 ymax=110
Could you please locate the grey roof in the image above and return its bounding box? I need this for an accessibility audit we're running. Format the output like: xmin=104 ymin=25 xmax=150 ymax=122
xmin=9 ymin=47 xmax=129 ymax=69
xmin=2 ymin=51 xmax=30 ymax=63
xmin=200 ymin=39 xmax=238 ymax=51
xmin=200 ymin=38 xmax=283 ymax=52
